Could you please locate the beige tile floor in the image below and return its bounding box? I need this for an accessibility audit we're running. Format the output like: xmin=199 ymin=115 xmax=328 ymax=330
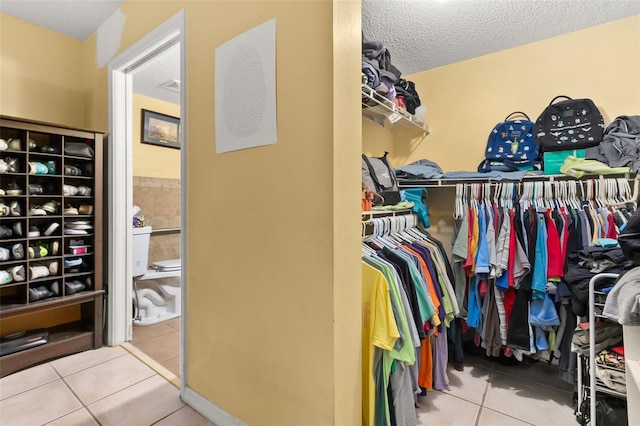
xmin=1 ymin=317 xmax=577 ymax=426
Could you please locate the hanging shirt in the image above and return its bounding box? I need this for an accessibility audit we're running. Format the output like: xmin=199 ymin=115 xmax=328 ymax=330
xmin=531 ymin=212 xmax=548 ymax=300
xmin=451 ymin=211 xmax=469 ymax=317
xmin=546 ymin=209 xmax=563 ymax=279
xmin=362 ymin=263 xmax=400 ymax=426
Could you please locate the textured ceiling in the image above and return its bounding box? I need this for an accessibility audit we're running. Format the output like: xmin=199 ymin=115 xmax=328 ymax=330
xmin=0 ymin=0 xmax=124 ymax=41
xmin=2 ymin=0 xmax=638 ymax=103
xmin=362 ymin=0 xmax=640 ymax=76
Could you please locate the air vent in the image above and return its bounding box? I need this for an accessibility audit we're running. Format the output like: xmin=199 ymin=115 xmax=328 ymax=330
xmin=159 ymin=79 xmax=181 ymax=93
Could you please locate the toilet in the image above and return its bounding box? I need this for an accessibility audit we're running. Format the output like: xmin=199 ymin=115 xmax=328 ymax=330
xmin=131 ymin=226 xmax=181 ymax=326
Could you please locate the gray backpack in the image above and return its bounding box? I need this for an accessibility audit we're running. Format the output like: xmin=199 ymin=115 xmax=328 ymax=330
xmin=362 ymin=152 xmax=401 ymax=205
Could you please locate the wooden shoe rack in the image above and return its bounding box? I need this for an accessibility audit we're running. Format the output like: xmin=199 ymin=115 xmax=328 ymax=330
xmin=0 ymin=116 xmax=103 ymax=377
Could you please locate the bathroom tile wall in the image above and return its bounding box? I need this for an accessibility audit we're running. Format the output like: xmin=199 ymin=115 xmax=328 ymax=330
xmin=132 ymin=177 xmax=181 ymax=266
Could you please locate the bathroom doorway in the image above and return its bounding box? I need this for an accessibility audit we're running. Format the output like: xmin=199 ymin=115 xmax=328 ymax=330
xmin=108 ymin=11 xmax=186 ymax=384
xmin=128 ymin=40 xmax=182 ymax=377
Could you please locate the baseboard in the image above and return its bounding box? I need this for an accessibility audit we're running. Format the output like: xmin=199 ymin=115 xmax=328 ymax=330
xmin=183 ymin=386 xmax=246 ymax=426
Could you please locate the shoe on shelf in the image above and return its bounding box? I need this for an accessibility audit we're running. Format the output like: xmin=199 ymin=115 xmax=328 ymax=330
xmin=0 ymin=202 xmax=9 ymax=216
xmin=28 ymin=265 xmax=49 ymax=280
xmin=28 ymin=161 xmax=48 ymax=175
xmin=64 ymin=258 xmax=83 ymax=268
xmin=45 ymin=160 xmax=56 ymax=174
xmin=0 ymin=247 xmax=9 ymax=261
xmin=29 ymin=286 xmax=54 ymax=302
xmin=7 ymin=138 xmax=22 ymax=151
xmin=50 ymin=281 xmax=60 ymax=296
xmin=5 ymin=182 xmax=22 ymax=196
xmin=5 ymin=157 xmax=19 ymax=173
xmin=0 ymin=159 xmax=7 ymax=173
xmin=76 ymin=186 xmax=92 ymax=196
xmin=48 ymin=241 xmax=59 ymax=256
xmin=0 ymin=139 xmax=7 ymax=151
xmin=13 ymin=222 xmax=22 ymax=237
xmin=65 ymin=280 xmax=86 ymax=295
xmin=0 ymin=225 xmax=12 ymax=239
xmin=43 ymin=222 xmax=59 ymax=236
xmin=64 ymin=205 xmax=79 ymax=215
xmin=28 ymin=245 xmax=48 ymax=259
xmin=78 ymin=204 xmax=93 ymax=215
xmin=42 ymin=200 xmax=59 ymax=214
xmin=11 ymin=243 xmax=24 ymax=260
xmin=28 ymin=226 xmax=40 ymax=237
xmin=28 ymin=183 xmax=44 ymax=195
xmin=64 ymin=165 xmax=82 ymax=176
xmin=0 ymin=270 xmax=11 ymax=284
xmin=40 ymin=145 xmax=58 ymax=154
xmin=29 ymin=206 xmax=47 ymax=216
xmin=48 ymin=260 xmax=59 ymax=275
xmin=9 ymin=201 xmax=21 ymax=216
xmin=63 ymin=185 xmax=78 ymax=196
xmin=9 ymin=265 xmax=26 ymax=282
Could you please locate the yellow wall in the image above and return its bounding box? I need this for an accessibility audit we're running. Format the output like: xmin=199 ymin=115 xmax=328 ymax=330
xmin=362 ymin=118 xmax=394 ymax=157
xmin=400 ymin=15 xmax=640 ymax=172
xmin=81 ymin=1 xmax=362 ymax=425
xmin=0 ymin=14 xmax=85 ymax=128
xmin=132 ymin=93 xmax=180 ymax=179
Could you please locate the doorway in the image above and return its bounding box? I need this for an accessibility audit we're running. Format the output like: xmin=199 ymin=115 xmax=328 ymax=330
xmin=107 ymin=10 xmax=187 ymax=385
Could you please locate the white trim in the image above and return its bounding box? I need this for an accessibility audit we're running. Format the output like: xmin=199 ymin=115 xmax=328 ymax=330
xmin=178 ymin=10 xmax=188 ymax=389
xmin=106 ymin=11 xmax=183 ymax=346
xmin=183 ymin=386 xmax=246 ymax=426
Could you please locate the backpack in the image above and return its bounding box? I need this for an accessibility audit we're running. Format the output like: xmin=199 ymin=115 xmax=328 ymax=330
xmin=478 ymin=112 xmax=540 ymax=172
xmin=362 ymin=153 xmax=401 ymax=206
xmin=535 ymin=95 xmax=604 ymax=152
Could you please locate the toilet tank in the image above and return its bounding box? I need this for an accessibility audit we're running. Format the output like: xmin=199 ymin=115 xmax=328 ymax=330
xmin=132 ymin=226 xmax=152 ymax=277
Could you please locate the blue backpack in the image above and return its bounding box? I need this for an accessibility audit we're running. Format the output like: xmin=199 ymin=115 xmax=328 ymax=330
xmin=478 ymin=112 xmax=541 ymax=172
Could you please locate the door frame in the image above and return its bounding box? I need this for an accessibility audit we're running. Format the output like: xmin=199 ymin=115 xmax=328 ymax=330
xmin=107 ymin=10 xmax=187 ymax=385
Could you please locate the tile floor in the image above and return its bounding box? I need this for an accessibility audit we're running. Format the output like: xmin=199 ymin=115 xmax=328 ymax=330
xmin=131 ymin=317 xmax=181 ymax=378
xmin=416 ymin=352 xmax=577 ymax=426
xmin=0 ymin=345 xmax=214 ymax=426
xmin=1 ymin=319 xmax=579 ymax=426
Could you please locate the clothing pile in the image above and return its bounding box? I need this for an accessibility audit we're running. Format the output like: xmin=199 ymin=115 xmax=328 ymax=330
xmin=362 ymin=37 xmax=423 ymax=116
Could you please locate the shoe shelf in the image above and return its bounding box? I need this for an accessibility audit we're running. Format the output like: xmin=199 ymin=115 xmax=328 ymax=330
xmin=0 ymin=115 xmax=103 ymax=377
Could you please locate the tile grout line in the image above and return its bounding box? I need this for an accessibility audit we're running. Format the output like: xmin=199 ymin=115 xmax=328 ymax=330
xmin=474 ymin=376 xmax=490 ymax=426
xmin=57 ymin=372 xmax=103 ymax=426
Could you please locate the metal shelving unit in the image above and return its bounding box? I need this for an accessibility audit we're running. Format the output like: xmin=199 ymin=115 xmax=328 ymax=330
xmin=361 ymin=84 xmax=430 ymax=134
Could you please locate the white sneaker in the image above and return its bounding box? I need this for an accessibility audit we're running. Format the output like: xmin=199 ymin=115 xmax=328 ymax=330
xmin=0 ymin=139 xmax=7 ymax=151
xmin=0 ymin=270 xmax=11 ymax=284
xmin=63 ymin=185 xmax=78 ymax=196
xmin=7 ymin=138 xmax=22 ymax=151
xmin=9 ymin=265 xmax=25 ymax=281
xmin=43 ymin=222 xmax=59 ymax=236
xmin=29 ymin=265 xmax=49 ymax=280
xmin=48 ymin=261 xmax=59 ymax=275
xmin=29 ymin=206 xmax=47 ymax=216
xmin=0 ymin=247 xmax=9 ymax=261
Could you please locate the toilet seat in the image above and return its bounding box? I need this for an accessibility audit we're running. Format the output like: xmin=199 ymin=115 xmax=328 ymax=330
xmin=151 ymin=258 xmax=181 ymax=272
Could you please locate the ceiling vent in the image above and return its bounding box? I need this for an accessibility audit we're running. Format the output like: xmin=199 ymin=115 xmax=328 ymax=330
xmin=159 ymin=79 xmax=181 ymax=93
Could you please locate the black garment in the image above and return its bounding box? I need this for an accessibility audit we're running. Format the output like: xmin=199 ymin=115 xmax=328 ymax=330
xmin=564 ymin=253 xmax=630 ymax=317
xmin=378 ymin=247 xmax=427 ymax=340
xmin=506 ymin=288 xmax=532 ymax=350
xmin=409 ymin=243 xmax=445 ymax=332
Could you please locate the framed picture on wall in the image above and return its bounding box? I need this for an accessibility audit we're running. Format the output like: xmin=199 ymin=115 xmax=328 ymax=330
xmin=141 ymin=109 xmax=181 ymax=149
